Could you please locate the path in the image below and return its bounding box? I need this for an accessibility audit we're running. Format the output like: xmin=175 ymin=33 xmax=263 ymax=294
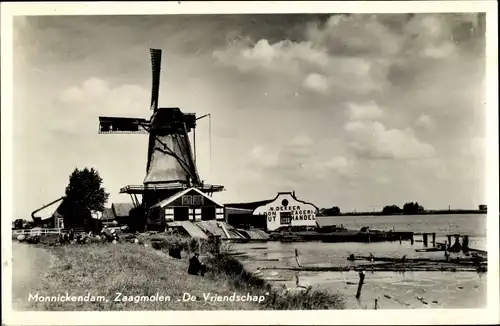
xmin=12 ymin=242 xmax=55 ymax=310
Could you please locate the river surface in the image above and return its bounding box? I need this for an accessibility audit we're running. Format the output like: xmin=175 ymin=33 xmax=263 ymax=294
xmin=232 ymin=214 xmax=487 ymax=309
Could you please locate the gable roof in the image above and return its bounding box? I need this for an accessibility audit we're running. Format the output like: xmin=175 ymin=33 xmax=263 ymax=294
xmin=151 ymin=187 xmax=224 ymax=209
xmin=101 ymin=207 xmax=115 ymax=220
xmin=112 ymin=203 xmax=135 ymax=218
xmin=53 ymin=197 xmax=91 ymax=217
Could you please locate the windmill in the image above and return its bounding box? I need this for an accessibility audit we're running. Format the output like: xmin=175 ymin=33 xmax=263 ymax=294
xmin=97 ymin=48 xmax=224 ymax=223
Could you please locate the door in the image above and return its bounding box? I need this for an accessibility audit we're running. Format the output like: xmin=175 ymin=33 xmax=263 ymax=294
xmin=201 ymin=207 xmax=216 ymax=220
xmin=174 ymin=207 xmax=189 ymax=221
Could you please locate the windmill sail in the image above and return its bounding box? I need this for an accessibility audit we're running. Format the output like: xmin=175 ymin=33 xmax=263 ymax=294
xmin=146 ymin=48 xmax=162 ymax=173
xmin=150 ymin=48 xmax=162 ymax=112
xmin=98 ymin=116 xmax=149 ymax=134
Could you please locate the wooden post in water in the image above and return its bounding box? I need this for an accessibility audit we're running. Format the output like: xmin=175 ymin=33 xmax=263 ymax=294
xmin=423 ymin=233 xmax=428 ymax=247
xmin=432 ymin=233 xmax=436 ymax=247
xmin=294 ymin=248 xmax=302 ymax=267
xmin=356 ymin=271 xmax=366 ymax=299
xmin=462 ymin=235 xmax=469 ymax=252
xmin=399 ymin=235 xmax=402 ymax=245
xmin=444 ymin=241 xmax=449 ymax=261
xmin=374 ymin=298 xmax=379 ymax=310
xmin=410 ymin=233 xmax=414 ymax=245
xmin=453 ymin=235 xmax=461 ymax=252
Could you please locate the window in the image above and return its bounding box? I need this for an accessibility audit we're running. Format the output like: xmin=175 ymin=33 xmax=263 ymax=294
xmin=193 ymin=195 xmax=204 ymax=206
xmin=182 ymin=195 xmax=192 ymax=206
xmin=280 ymin=212 xmax=292 ymax=225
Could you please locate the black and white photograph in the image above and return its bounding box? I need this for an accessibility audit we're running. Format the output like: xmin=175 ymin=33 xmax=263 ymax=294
xmin=2 ymin=1 xmax=498 ymax=325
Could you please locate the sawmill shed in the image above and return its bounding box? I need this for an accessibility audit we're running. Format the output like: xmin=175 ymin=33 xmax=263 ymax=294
xmin=225 ymin=191 xmax=319 ymax=231
xmin=148 ymin=187 xmax=225 ymax=229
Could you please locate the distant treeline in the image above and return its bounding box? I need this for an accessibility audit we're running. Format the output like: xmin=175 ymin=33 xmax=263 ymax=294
xmin=336 ymin=209 xmax=486 ymax=216
xmin=319 ymin=202 xmax=487 ymax=217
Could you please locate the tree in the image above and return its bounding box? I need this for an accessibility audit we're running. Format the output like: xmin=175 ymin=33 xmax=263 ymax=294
xmin=382 ymin=205 xmax=402 ymax=215
xmin=65 ymin=167 xmax=109 ymax=212
xmin=322 ymin=206 xmax=341 ymax=216
xmin=403 ymin=202 xmax=424 ymax=214
xmin=13 ymin=219 xmax=24 ymax=229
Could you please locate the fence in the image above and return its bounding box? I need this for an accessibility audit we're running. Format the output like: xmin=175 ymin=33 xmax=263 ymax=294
xmin=12 ymin=228 xmax=62 ymax=236
xmin=12 ymin=225 xmax=125 ymax=237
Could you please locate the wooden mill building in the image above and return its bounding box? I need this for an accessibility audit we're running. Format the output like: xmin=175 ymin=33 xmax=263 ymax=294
xmin=148 ymin=187 xmax=225 ymax=225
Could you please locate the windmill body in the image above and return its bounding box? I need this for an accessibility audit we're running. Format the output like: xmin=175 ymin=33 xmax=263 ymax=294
xmin=98 ymin=49 xmax=224 ymax=229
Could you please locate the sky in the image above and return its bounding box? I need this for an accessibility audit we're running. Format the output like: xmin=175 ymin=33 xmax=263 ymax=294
xmin=12 ymin=13 xmax=486 ymax=219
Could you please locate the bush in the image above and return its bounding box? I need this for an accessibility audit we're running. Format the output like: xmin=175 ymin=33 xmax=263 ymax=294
xmin=26 ymin=235 xmax=41 ymax=244
xmin=39 ymin=234 xmax=60 ymax=246
xmin=136 ymin=233 xmax=212 ymax=255
xmin=206 ymin=252 xmax=267 ymax=290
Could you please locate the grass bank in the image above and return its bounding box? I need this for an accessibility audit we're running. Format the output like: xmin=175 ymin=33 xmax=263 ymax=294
xmin=22 ymin=235 xmax=345 ymax=310
xmin=26 ymin=243 xmax=259 ymax=310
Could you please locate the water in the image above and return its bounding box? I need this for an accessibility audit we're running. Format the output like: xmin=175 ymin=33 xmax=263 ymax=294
xmin=232 ymin=214 xmax=487 ymax=309
xmin=316 ymin=214 xmax=487 ymax=238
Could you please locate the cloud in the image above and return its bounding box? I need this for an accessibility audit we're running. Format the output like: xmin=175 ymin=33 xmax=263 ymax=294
xmin=213 ymin=13 xmax=484 ymax=98
xmin=289 ymin=134 xmax=313 ymax=147
xmin=213 ymin=16 xmax=398 ymax=96
xmin=248 ymin=145 xmax=279 ymax=168
xmin=344 ymin=120 xmax=436 ymax=160
xmin=54 ymin=78 xmax=150 ymax=135
xmin=302 ymin=73 xmax=329 ymax=94
xmin=415 ymin=114 xmax=436 ymax=130
xmin=401 ymin=14 xmax=475 ymax=60
xmin=246 ymin=134 xmax=359 ymax=185
xmin=306 ymin=15 xmax=404 ymax=57
xmin=214 ymin=39 xmax=329 ymax=76
xmin=346 ymin=101 xmax=384 ymax=121
xmin=319 ymin=156 xmax=359 ymax=177
xmin=461 ymin=136 xmax=486 ymax=159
